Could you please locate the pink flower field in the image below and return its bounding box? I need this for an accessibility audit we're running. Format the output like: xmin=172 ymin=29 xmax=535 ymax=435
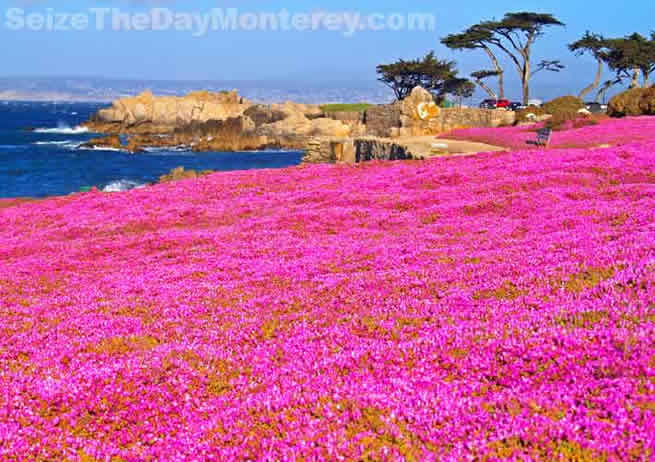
xmin=446 ymin=116 xmax=655 ymax=150
xmin=1 ymin=138 xmax=655 ymax=460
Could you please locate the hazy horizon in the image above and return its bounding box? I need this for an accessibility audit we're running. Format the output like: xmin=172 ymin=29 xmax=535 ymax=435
xmin=2 ymin=0 xmax=649 ymax=102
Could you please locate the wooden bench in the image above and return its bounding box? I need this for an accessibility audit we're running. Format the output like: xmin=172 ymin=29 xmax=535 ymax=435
xmin=534 ymin=127 xmax=552 ymax=147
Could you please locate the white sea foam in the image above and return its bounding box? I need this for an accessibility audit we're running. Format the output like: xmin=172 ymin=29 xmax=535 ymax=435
xmin=34 ymin=140 xmax=83 ymax=149
xmin=102 ymin=179 xmax=147 ymax=193
xmin=77 ymin=145 xmax=123 ymax=152
xmin=142 ymin=146 xmax=190 ymax=153
xmin=34 ymin=124 xmax=89 ymax=135
xmin=33 ymin=140 xmax=70 ymax=145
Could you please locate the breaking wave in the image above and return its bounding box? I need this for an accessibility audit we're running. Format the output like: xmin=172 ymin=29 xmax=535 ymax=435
xmin=102 ymin=179 xmax=148 ymax=193
xmin=34 ymin=124 xmax=89 ymax=135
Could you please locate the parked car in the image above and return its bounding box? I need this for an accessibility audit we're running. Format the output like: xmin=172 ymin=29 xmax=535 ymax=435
xmin=585 ymin=102 xmax=608 ymax=114
xmin=479 ymin=99 xmax=498 ymax=109
xmin=508 ymin=102 xmax=525 ymax=111
xmin=479 ymin=99 xmax=511 ymax=109
xmin=527 ymin=99 xmax=543 ymax=107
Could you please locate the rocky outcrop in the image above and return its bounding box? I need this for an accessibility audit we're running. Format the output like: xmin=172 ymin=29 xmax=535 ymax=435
xmin=303 ymin=138 xmax=356 ymax=164
xmin=364 ymin=86 xmax=514 ymax=138
xmin=354 ymin=138 xmax=413 ymax=162
xmin=244 ymin=105 xmax=287 ymax=127
xmin=84 ymin=90 xmax=354 ymax=152
xmin=82 ymin=86 xmax=516 ymax=157
xmin=80 ymin=135 xmax=123 ymax=151
xmin=89 ymin=90 xmax=250 ymax=131
xmin=364 ymin=105 xmax=402 ymax=137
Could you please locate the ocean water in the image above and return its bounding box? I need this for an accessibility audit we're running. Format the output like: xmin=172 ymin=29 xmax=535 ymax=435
xmin=0 ymin=101 xmax=304 ymax=198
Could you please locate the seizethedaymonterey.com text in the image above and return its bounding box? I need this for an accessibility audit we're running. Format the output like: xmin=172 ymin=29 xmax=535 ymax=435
xmin=5 ymin=8 xmax=436 ymax=37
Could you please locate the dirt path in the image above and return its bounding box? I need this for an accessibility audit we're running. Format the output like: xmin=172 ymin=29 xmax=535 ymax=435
xmin=394 ymin=136 xmax=506 ymax=159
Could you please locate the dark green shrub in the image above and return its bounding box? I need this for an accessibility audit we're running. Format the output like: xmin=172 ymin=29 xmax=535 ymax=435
xmin=516 ymin=106 xmax=548 ymax=123
xmin=608 ymin=87 xmax=655 ymax=117
xmin=546 ymin=110 xmax=588 ymax=131
xmin=542 ymin=96 xmax=585 ymax=115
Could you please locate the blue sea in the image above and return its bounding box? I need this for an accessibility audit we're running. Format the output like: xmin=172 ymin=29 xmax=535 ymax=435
xmin=0 ymin=101 xmax=304 ymax=198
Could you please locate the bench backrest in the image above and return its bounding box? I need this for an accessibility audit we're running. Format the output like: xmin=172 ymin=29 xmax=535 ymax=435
xmin=536 ymin=128 xmax=552 ymax=146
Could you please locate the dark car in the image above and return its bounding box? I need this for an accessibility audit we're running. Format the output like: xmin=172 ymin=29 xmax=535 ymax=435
xmin=479 ymin=99 xmax=498 ymax=109
xmin=585 ymin=102 xmax=607 ymax=114
xmin=508 ymin=102 xmax=525 ymax=111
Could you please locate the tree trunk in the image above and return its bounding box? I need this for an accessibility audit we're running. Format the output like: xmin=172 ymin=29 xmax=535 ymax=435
xmin=474 ymin=79 xmax=496 ymax=99
xmin=498 ymin=71 xmax=505 ymax=100
xmin=643 ymin=71 xmax=650 ymax=87
xmin=522 ymin=62 xmax=530 ymax=105
xmin=579 ymin=59 xmax=603 ymax=101
xmin=630 ymin=68 xmax=642 ymax=88
xmin=484 ymin=47 xmax=505 ymax=99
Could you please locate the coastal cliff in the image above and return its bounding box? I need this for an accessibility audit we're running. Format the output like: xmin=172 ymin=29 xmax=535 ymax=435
xmin=83 ymin=87 xmax=515 ymax=158
xmin=83 ymin=90 xmax=353 ymax=152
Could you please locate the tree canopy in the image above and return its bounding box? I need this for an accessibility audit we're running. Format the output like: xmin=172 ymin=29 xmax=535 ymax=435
xmin=376 ymin=51 xmax=459 ymax=101
xmin=442 ymin=12 xmax=565 ymax=104
xmin=603 ymin=33 xmax=655 ymax=86
xmin=568 ymin=32 xmax=609 ymax=100
xmin=479 ymin=12 xmax=565 ymax=104
xmin=442 ymin=25 xmax=505 ymax=98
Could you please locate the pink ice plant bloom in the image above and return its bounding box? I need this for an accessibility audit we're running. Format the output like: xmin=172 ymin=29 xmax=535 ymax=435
xmin=445 ymin=116 xmax=655 ymax=150
xmin=1 ymin=120 xmax=655 ymax=460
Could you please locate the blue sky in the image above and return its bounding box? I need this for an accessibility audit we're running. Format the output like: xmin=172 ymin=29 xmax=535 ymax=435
xmin=0 ymin=0 xmax=652 ymax=100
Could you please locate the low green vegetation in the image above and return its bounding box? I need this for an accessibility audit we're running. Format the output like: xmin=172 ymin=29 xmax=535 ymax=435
xmin=319 ymin=103 xmax=374 ymax=113
xmin=542 ymin=96 xmax=585 ymax=114
xmin=608 ymin=87 xmax=655 ymax=116
xmin=516 ymin=96 xmax=590 ymax=128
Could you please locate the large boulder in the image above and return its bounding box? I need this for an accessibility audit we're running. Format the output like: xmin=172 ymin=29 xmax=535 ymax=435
xmin=398 ymin=87 xmax=441 ymax=136
xmin=270 ymin=102 xmax=322 ymax=118
xmin=244 ymin=105 xmax=287 ymax=127
xmin=93 ymin=90 xmax=252 ymax=128
xmin=257 ymin=113 xmax=350 ymax=138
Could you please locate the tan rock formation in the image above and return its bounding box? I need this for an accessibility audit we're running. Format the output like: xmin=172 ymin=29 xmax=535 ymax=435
xmin=81 ymin=86 xmax=516 ymax=156
xmin=257 ymin=112 xmax=351 ymax=139
xmin=90 ymin=90 xmax=251 ymax=131
xmin=270 ymin=102 xmax=322 ymax=118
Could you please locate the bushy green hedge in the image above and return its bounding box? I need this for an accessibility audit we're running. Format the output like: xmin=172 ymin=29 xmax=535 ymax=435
xmin=608 ymin=87 xmax=655 ymax=117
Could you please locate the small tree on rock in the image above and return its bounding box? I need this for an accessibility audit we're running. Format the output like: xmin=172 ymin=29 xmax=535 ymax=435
xmin=376 ymin=51 xmax=458 ymax=101
xmin=445 ymin=78 xmax=476 ymax=107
